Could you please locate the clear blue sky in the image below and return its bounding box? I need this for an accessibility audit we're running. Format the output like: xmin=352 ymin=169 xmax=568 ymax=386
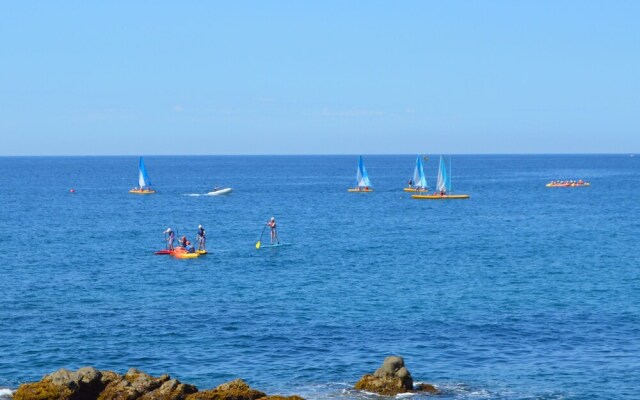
xmin=1 ymin=1 xmax=639 ymax=155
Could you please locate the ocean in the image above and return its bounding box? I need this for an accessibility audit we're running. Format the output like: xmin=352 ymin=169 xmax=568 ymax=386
xmin=0 ymin=155 xmax=638 ymax=399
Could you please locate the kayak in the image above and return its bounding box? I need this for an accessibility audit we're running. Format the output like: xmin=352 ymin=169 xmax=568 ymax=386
xmin=129 ymin=189 xmax=156 ymax=194
xmin=173 ymin=252 xmax=200 ymax=259
xmin=207 ymin=188 xmax=232 ymax=196
xmin=258 ymin=243 xmax=286 ymax=248
xmin=403 ymin=187 xmax=428 ymax=193
xmin=172 ymin=248 xmax=199 ymax=259
xmin=196 ymin=250 xmax=208 ymax=255
xmin=348 ymin=188 xmax=373 ymax=192
xmin=154 ymin=249 xmax=173 ymax=255
xmin=412 ymin=194 xmax=470 ymax=200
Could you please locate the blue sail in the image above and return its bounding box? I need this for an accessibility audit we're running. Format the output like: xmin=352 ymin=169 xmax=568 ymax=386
xmin=413 ymin=156 xmax=428 ymax=189
xmin=436 ymin=155 xmax=450 ymax=193
xmin=356 ymin=156 xmax=372 ymax=187
xmin=138 ymin=157 xmax=152 ymax=189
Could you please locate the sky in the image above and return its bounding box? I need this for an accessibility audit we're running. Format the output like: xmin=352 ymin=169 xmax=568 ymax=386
xmin=1 ymin=1 xmax=639 ymax=155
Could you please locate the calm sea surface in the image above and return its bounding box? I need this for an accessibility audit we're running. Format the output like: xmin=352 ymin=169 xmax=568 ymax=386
xmin=0 ymin=155 xmax=639 ymax=400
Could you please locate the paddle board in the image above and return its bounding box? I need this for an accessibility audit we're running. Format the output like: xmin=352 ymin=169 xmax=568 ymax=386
xmin=258 ymin=243 xmax=287 ymax=248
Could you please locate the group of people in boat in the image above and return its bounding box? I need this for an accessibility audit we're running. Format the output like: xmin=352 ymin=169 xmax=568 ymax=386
xmin=161 ymin=217 xmax=279 ymax=253
xmin=164 ymin=225 xmax=207 ymax=253
xmin=547 ymin=179 xmax=590 ymax=187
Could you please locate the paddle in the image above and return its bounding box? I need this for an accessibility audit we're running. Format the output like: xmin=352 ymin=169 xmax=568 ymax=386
xmin=255 ymin=224 xmax=267 ymax=249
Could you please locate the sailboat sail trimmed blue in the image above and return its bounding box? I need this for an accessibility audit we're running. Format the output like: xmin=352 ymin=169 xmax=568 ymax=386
xmin=436 ymin=155 xmax=450 ymax=193
xmin=356 ymin=156 xmax=372 ymax=188
xmin=138 ymin=157 xmax=152 ymax=189
xmin=413 ymin=156 xmax=428 ymax=189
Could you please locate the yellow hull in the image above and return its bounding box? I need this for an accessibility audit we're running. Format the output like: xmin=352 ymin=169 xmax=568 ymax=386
xmin=348 ymin=188 xmax=373 ymax=192
xmin=412 ymin=194 xmax=470 ymax=200
xmin=403 ymin=188 xmax=428 ymax=193
xmin=129 ymin=189 xmax=156 ymax=194
xmin=173 ymin=252 xmax=200 ymax=259
xmin=196 ymin=250 xmax=207 ymax=255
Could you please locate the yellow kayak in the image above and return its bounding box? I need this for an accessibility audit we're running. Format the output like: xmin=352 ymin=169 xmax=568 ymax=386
xmin=173 ymin=252 xmax=200 ymax=259
xmin=403 ymin=187 xmax=428 ymax=193
xmin=412 ymin=194 xmax=470 ymax=200
xmin=129 ymin=189 xmax=156 ymax=194
xmin=348 ymin=188 xmax=373 ymax=192
xmin=196 ymin=250 xmax=207 ymax=255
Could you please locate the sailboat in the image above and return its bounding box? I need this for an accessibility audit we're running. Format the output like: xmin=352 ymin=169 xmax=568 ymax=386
xmin=404 ymin=155 xmax=429 ymax=192
xmin=347 ymin=156 xmax=373 ymax=192
xmin=412 ymin=155 xmax=469 ymax=200
xmin=129 ymin=156 xmax=156 ymax=194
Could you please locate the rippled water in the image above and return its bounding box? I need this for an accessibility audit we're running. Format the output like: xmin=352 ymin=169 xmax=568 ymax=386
xmin=0 ymin=155 xmax=639 ymax=400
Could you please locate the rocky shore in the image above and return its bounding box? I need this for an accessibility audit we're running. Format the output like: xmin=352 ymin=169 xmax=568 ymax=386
xmin=9 ymin=356 xmax=437 ymax=399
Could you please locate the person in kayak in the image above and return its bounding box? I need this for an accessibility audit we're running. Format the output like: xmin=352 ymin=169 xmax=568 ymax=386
xmin=164 ymin=228 xmax=175 ymax=250
xmin=185 ymin=241 xmax=195 ymax=253
xmin=180 ymin=235 xmax=188 ymax=248
xmin=267 ymin=217 xmax=279 ymax=244
xmin=197 ymin=225 xmax=206 ymax=251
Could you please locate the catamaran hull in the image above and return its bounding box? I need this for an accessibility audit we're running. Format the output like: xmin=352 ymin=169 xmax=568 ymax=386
xmin=403 ymin=188 xmax=428 ymax=193
xmin=348 ymin=188 xmax=373 ymax=192
xmin=207 ymin=188 xmax=233 ymax=196
xmin=412 ymin=194 xmax=470 ymax=200
xmin=129 ymin=189 xmax=156 ymax=194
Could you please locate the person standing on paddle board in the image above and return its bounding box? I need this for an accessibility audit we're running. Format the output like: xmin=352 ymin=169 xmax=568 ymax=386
xmin=267 ymin=217 xmax=279 ymax=244
xmin=196 ymin=225 xmax=206 ymax=251
xmin=164 ymin=228 xmax=175 ymax=250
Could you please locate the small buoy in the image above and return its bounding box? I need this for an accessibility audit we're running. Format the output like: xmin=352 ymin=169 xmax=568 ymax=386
xmin=70 ymin=188 xmax=75 ymax=193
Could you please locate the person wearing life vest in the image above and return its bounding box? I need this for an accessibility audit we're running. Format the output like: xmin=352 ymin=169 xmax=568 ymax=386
xmin=185 ymin=241 xmax=195 ymax=253
xmin=267 ymin=217 xmax=279 ymax=244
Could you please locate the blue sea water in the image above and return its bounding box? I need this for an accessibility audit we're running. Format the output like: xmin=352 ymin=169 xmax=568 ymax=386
xmin=0 ymin=155 xmax=639 ymax=400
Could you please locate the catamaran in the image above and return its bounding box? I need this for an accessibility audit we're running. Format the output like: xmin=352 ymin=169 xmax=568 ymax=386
xmin=129 ymin=156 xmax=156 ymax=194
xmin=412 ymin=155 xmax=469 ymax=200
xmin=404 ymin=155 xmax=429 ymax=192
xmin=348 ymin=156 xmax=373 ymax=192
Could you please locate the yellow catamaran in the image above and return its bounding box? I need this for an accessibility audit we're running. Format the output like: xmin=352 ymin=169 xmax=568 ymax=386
xmin=412 ymin=155 xmax=469 ymax=200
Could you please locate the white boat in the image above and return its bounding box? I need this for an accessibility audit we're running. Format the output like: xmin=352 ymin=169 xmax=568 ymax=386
xmin=207 ymin=187 xmax=233 ymax=196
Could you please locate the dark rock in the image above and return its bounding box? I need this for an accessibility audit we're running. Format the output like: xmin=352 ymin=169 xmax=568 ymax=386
xmin=414 ymin=382 xmax=438 ymax=393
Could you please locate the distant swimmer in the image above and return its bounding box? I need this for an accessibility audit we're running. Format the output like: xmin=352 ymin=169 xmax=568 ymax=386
xmin=267 ymin=217 xmax=279 ymax=244
xmin=164 ymin=228 xmax=175 ymax=250
xmin=197 ymin=224 xmax=206 ymax=251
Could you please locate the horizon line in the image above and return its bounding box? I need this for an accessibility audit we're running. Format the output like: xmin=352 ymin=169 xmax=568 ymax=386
xmin=0 ymin=152 xmax=637 ymax=158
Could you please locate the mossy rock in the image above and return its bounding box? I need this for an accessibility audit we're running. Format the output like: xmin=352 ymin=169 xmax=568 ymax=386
xmin=13 ymin=380 xmax=74 ymax=400
xmin=354 ymin=374 xmax=411 ymax=396
xmin=186 ymin=379 xmax=266 ymax=400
